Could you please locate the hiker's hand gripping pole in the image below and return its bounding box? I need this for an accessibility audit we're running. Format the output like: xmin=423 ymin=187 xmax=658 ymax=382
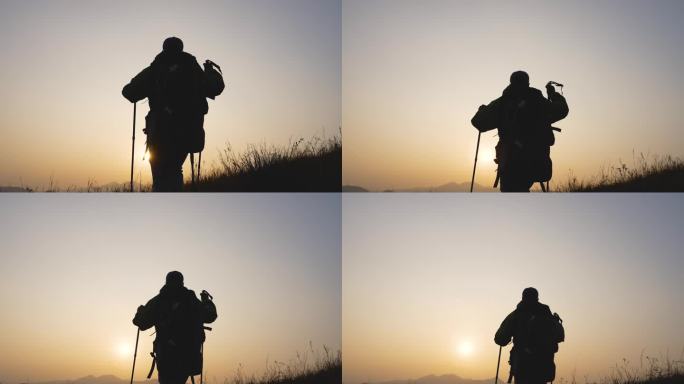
xmin=129 ymin=102 xmax=137 ymax=192
xmin=470 ymin=131 xmax=482 ymax=193
xmin=129 ymin=327 xmax=140 ymax=384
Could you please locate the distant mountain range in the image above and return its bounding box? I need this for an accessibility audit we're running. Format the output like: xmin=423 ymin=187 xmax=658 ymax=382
xmin=25 ymin=375 xmax=156 ymax=384
xmin=364 ymin=374 xmax=498 ymax=384
xmin=343 ymin=181 xmax=498 ymax=192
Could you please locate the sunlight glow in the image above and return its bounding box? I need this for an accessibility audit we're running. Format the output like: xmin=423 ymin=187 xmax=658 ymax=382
xmin=116 ymin=342 xmax=131 ymax=359
xmin=479 ymin=147 xmax=496 ymax=167
xmin=457 ymin=340 xmax=474 ymax=358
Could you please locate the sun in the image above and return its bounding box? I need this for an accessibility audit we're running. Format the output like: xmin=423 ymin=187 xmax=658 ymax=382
xmin=480 ymin=147 xmax=496 ymax=166
xmin=116 ymin=342 xmax=132 ymax=358
xmin=456 ymin=340 xmax=474 ymax=358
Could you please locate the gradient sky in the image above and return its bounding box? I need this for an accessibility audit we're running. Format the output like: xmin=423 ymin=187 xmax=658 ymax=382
xmin=343 ymin=0 xmax=684 ymax=190
xmin=0 ymin=194 xmax=341 ymax=383
xmin=343 ymin=194 xmax=683 ymax=383
xmin=0 ymin=0 xmax=340 ymax=188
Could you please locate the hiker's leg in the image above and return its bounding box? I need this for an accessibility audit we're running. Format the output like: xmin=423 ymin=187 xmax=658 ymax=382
xmin=500 ymin=157 xmax=533 ymax=192
xmin=149 ymin=143 xmax=166 ymax=192
xmin=157 ymin=354 xmax=189 ymax=384
xmin=158 ymin=369 xmax=188 ymax=384
xmin=170 ymin=150 xmax=188 ymax=192
xmin=150 ymin=143 xmax=175 ymax=192
xmin=500 ymin=173 xmax=530 ymax=192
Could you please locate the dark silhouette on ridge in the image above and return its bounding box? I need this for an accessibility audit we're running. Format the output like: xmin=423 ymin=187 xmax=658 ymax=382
xmin=122 ymin=37 xmax=224 ymax=192
xmin=471 ymin=71 xmax=569 ymax=192
xmin=133 ymin=271 xmax=217 ymax=384
xmin=495 ymin=287 xmax=565 ymax=384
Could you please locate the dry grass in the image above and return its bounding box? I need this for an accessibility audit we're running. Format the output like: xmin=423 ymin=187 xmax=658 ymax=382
xmin=194 ymin=135 xmax=341 ymax=192
xmin=554 ymin=351 xmax=684 ymax=384
xmin=559 ymin=152 xmax=684 ymax=192
xmin=4 ymin=134 xmax=341 ymax=192
xmin=603 ymin=353 xmax=684 ymax=384
xmin=227 ymin=344 xmax=341 ymax=384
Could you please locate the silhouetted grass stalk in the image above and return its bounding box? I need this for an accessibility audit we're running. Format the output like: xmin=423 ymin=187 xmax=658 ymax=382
xmin=228 ymin=344 xmax=341 ymax=384
xmin=212 ymin=136 xmax=340 ymax=180
xmin=560 ymin=152 xmax=683 ymax=192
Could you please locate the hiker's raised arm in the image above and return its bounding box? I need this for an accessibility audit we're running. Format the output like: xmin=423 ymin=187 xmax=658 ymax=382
xmin=200 ymin=294 xmax=217 ymax=323
xmin=546 ymin=88 xmax=569 ymax=124
xmin=203 ymin=60 xmax=225 ymax=100
xmin=122 ymin=66 xmax=153 ymax=103
xmin=494 ymin=311 xmax=515 ymax=346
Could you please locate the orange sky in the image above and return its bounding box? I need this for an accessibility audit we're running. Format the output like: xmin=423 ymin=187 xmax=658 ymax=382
xmin=342 ymin=0 xmax=684 ymax=190
xmin=0 ymin=195 xmax=341 ymax=383
xmin=0 ymin=0 xmax=340 ymax=188
xmin=343 ymin=194 xmax=684 ymax=383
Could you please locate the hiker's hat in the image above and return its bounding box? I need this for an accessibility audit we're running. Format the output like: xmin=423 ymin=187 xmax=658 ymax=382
xmin=522 ymin=287 xmax=538 ymax=301
xmin=166 ymin=271 xmax=184 ymax=287
xmin=163 ymin=37 xmax=183 ymax=53
xmin=510 ymin=71 xmax=530 ymax=87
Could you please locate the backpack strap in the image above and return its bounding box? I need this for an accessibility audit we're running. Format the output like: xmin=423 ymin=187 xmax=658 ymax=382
xmin=146 ymin=351 xmax=156 ymax=379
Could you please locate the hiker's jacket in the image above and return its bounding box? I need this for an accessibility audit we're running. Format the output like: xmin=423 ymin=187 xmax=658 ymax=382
xmin=471 ymin=86 xmax=569 ymax=146
xmin=122 ymin=51 xmax=209 ymax=117
xmin=133 ymin=285 xmax=217 ymax=356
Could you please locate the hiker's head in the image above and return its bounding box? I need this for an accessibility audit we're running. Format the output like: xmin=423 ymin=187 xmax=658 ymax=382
xmin=510 ymin=71 xmax=530 ymax=91
xmin=522 ymin=287 xmax=539 ymax=302
xmin=165 ymin=271 xmax=184 ymax=288
xmin=162 ymin=37 xmax=184 ymax=53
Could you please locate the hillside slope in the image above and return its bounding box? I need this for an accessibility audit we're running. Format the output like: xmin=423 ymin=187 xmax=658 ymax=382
xmin=562 ymin=155 xmax=684 ymax=192
xmin=191 ymin=137 xmax=341 ymax=192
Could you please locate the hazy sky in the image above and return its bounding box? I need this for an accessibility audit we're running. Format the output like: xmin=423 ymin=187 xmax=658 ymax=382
xmin=0 ymin=0 xmax=340 ymax=188
xmin=0 ymin=194 xmax=341 ymax=383
xmin=343 ymin=194 xmax=683 ymax=383
xmin=343 ymin=0 xmax=684 ymax=190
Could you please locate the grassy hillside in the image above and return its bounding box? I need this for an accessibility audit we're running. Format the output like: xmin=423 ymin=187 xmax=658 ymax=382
xmin=560 ymin=154 xmax=684 ymax=192
xmin=189 ymin=136 xmax=341 ymax=192
xmin=600 ymin=354 xmax=683 ymax=384
xmin=1 ymin=135 xmax=341 ymax=192
xmin=231 ymin=346 xmax=341 ymax=384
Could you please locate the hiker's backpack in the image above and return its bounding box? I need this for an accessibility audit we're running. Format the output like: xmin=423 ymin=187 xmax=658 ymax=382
xmin=508 ymin=310 xmax=564 ymax=383
xmin=154 ymin=289 xmax=206 ymax=375
xmin=500 ymin=89 xmax=557 ymax=183
xmin=524 ymin=311 xmax=564 ymax=355
xmin=150 ymin=53 xmax=207 ymax=154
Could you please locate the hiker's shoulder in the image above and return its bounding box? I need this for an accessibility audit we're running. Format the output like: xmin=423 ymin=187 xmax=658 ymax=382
xmin=536 ymin=302 xmax=552 ymax=315
xmin=182 ymin=287 xmax=200 ymax=300
xmin=180 ymin=52 xmax=200 ymax=66
xmin=527 ymin=87 xmax=545 ymax=100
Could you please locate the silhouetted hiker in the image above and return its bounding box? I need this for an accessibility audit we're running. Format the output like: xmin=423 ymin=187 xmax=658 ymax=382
xmin=471 ymin=71 xmax=569 ymax=192
xmin=495 ymin=288 xmax=564 ymax=384
xmin=133 ymin=271 xmax=217 ymax=384
xmin=122 ymin=37 xmax=224 ymax=192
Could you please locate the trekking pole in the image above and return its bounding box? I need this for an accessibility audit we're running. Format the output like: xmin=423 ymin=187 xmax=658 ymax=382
xmin=200 ymin=343 xmax=204 ymax=384
xmin=470 ymin=131 xmax=482 ymax=192
xmin=190 ymin=153 xmax=196 ymax=187
xmin=129 ymin=102 xmax=137 ymax=192
xmin=129 ymin=328 xmax=140 ymax=384
xmin=494 ymin=345 xmax=502 ymax=384
xmin=197 ymin=151 xmax=202 ymax=182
